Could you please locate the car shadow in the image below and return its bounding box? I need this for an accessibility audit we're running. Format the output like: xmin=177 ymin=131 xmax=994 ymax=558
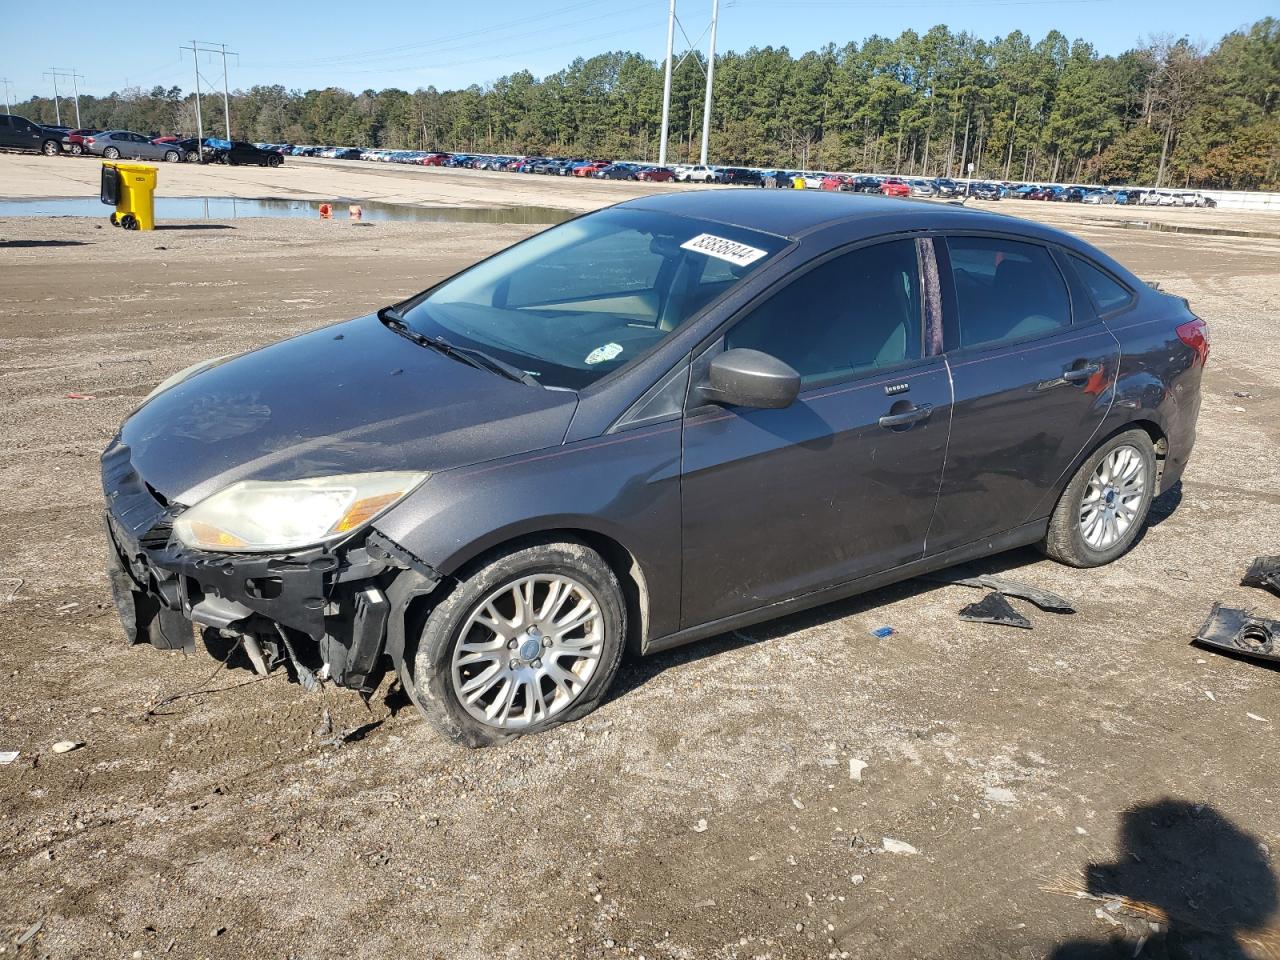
xmin=0 ymin=239 xmax=89 ymax=248
xmin=1047 ymin=798 xmax=1278 ymax=958
xmin=609 ymin=545 xmax=1055 ymax=702
xmin=1145 ymin=480 xmax=1183 ymax=529
xmin=154 ymin=224 xmax=236 ymax=231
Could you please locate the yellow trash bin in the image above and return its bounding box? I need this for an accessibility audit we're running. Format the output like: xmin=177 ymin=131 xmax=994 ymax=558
xmin=792 ymin=174 xmax=806 ymax=189
xmin=100 ymin=161 xmax=158 ymax=230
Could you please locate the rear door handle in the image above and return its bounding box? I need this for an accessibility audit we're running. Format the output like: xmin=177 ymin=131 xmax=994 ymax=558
xmin=1061 ymin=362 xmax=1102 ymax=383
xmin=879 ymin=403 xmax=933 ymax=429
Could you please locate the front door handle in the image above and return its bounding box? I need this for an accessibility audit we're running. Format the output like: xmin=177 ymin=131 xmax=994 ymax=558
xmin=879 ymin=402 xmax=933 ymax=429
xmin=1061 ymin=362 xmax=1102 ymax=383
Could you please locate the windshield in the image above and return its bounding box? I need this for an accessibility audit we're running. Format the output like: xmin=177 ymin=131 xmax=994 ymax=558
xmin=399 ymin=208 xmax=787 ymax=390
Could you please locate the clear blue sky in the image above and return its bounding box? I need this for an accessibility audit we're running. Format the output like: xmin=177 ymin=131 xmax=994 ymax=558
xmin=5 ymin=0 xmax=1272 ymax=104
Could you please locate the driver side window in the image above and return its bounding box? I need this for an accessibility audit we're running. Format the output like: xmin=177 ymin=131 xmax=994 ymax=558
xmin=725 ymin=239 xmax=922 ymax=385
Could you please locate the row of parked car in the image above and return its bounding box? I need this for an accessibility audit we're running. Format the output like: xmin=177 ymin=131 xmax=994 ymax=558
xmin=1 ymin=116 xmax=1220 ymax=207
xmin=0 ymin=115 xmax=285 ymax=167
xmin=284 ymin=146 xmax=1221 ymax=206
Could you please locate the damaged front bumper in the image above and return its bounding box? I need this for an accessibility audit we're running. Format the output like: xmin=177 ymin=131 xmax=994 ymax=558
xmin=102 ymin=441 xmax=441 ymax=695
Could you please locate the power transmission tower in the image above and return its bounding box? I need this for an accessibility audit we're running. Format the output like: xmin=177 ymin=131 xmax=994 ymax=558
xmin=656 ymin=0 xmax=720 ymax=166
xmin=181 ymin=41 xmax=238 ymax=145
xmin=699 ymin=0 xmax=719 ymax=166
xmin=42 ymin=70 xmax=62 ymax=125
xmin=47 ymin=69 xmax=85 ymax=127
xmin=0 ymin=78 xmax=13 ymax=115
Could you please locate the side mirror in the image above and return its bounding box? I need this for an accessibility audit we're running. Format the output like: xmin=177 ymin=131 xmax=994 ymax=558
xmin=699 ymin=348 xmax=800 ymax=410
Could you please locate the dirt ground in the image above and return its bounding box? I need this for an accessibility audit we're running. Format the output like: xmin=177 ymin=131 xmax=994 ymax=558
xmin=1 ymin=152 xmax=1278 ymax=960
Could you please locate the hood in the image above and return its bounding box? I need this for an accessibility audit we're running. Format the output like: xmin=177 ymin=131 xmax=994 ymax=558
xmin=119 ymin=314 xmax=578 ymax=505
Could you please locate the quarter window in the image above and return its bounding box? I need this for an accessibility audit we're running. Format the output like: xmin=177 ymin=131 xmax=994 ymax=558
xmin=726 ymin=239 xmax=922 ymax=385
xmin=944 ymin=236 xmax=1071 ymax=350
xmin=1069 ymin=255 xmax=1133 ymax=313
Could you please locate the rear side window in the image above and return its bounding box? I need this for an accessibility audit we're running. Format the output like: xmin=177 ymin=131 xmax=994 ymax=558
xmin=726 ymin=239 xmax=922 ymax=385
xmin=944 ymin=236 xmax=1071 ymax=350
xmin=1069 ymin=255 xmax=1133 ymax=314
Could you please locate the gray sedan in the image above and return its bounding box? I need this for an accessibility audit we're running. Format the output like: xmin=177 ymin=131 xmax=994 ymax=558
xmin=86 ymin=131 xmax=183 ymax=163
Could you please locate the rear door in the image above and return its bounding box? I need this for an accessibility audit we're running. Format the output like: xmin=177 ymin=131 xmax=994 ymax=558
xmin=926 ymin=234 xmax=1119 ymax=554
xmin=680 ymin=237 xmax=952 ymax=628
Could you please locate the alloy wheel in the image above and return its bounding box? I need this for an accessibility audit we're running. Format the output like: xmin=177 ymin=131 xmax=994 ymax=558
xmin=1079 ymin=444 xmax=1147 ymax=550
xmin=450 ymin=574 xmax=604 ymax=730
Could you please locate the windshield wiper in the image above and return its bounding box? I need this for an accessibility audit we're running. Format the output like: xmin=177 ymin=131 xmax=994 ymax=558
xmin=377 ymin=306 xmax=541 ymax=387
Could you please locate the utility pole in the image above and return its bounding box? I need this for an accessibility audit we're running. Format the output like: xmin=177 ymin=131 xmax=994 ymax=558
xmin=183 ymin=42 xmax=205 ymax=158
xmin=0 ymin=78 xmax=12 ymax=115
xmin=658 ymin=0 xmax=676 ymax=166
xmin=47 ymin=69 xmax=85 ymax=128
xmin=214 ymin=42 xmax=234 ymax=141
xmin=698 ymin=0 xmax=719 ymax=166
xmin=43 ymin=70 xmax=62 ymax=125
xmin=181 ymin=41 xmax=237 ymax=144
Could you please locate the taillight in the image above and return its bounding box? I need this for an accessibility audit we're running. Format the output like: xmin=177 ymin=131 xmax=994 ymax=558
xmin=1176 ymin=318 xmax=1209 ymax=365
xmin=85 ymin=136 xmax=94 ymax=144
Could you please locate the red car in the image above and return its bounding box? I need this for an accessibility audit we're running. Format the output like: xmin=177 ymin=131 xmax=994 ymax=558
xmin=636 ymin=166 xmax=675 ymax=182
xmin=880 ymin=177 xmax=910 ymax=198
xmin=60 ymin=128 xmax=100 ymax=156
xmin=573 ymin=161 xmax=610 ymax=177
xmin=420 ymin=153 xmax=450 ymax=166
xmin=820 ymin=174 xmax=850 ymax=191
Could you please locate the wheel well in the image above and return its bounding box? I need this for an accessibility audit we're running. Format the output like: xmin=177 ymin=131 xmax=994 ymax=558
xmin=400 ymin=528 xmax=651 ymax=669
xmin=1115 ymin=419 xmax=1169 ymax=488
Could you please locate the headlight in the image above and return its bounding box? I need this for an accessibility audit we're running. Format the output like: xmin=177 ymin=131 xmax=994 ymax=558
xmin=172 ymin=471 xmax=427 ymax=552
xmin=143 ymin=356 xmax=233 ymax=403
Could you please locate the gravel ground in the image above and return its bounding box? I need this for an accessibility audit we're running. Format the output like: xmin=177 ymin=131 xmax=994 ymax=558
xmin=1 ymin=161 xmax=1278 ymax=960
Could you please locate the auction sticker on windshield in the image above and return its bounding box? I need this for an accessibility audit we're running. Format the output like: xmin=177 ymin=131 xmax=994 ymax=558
xmin=680 ymin=233 xmax=768 ymax=267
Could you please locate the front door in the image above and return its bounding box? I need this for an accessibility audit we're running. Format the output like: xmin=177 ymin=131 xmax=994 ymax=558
xmin=680 ymin=237 xmax=952 ymax=628
xmin=926 ymin=234 xmax=1120 ymax=554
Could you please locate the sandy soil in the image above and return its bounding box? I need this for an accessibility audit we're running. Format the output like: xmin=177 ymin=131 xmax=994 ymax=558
xmin=1 ymin=157 xmax=1278 ymax=960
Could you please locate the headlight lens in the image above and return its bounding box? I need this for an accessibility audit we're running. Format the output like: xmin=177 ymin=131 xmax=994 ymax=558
xmin=172 ymin=471 xmax=427 ymax=552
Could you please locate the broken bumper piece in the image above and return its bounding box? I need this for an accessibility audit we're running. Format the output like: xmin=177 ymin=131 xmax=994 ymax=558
xmin=102 ymin=446 xmax=440 ymax=694
xmin=1194 ymin=604 xmax=1278 ymax=664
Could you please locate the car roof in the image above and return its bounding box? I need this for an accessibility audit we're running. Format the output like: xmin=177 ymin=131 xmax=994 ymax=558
xmin=616 ymin=189 xmax=1059 ymax=242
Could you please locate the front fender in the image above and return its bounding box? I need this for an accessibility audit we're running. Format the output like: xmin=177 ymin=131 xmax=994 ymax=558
xmin=372 ymin=421 xmax=683 ymax=643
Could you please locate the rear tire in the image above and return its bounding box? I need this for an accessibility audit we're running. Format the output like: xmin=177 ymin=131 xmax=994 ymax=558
xmin=70 ymin=143 xmax=84 ymax=156
xmin=1040 ymin=429 xmax=1157 ymax=567
xmin=103 ymin=147 xmax=120 ymax=159
xmin=408 ymin=540 xmax=626 ymax=747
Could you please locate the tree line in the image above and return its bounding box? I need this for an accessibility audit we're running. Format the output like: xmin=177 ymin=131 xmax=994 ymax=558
xmin=12 ymin=17 xmax=1278 ymax=189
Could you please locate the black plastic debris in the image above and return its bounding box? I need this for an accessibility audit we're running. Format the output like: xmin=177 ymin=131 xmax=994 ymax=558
xmin=923 ymin=568 xmax=1075 ymax=614
xmin=959 ymin=592 xmax=1032 ymax=629
xmin=1241 ymin=556 xmax=1280 ymax=597
xmin=1195 ymin=604 xmax=1278 ymax=663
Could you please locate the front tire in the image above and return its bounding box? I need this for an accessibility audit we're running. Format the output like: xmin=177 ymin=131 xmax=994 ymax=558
xmin=1041 ymin=429 xmax=1157 ymax=567
xmin=409 ymin=540 xmax=626 ymax=747
xmin=164 ymin=150 xmax=180 ymax=163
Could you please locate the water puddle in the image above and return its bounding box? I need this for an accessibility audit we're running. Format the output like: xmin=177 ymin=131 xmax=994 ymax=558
xmin=0 ymin=196 xmax=573 ymax=224
xmin=1085 ymin=218 xmax=1280 ymax=240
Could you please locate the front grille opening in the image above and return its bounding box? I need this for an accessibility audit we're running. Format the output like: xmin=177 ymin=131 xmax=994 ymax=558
xmin=144 ymin=482 xmax=169 ymax=507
